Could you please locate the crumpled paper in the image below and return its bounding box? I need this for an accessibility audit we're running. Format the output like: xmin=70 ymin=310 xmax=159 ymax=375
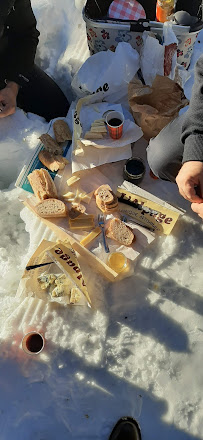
xmin=128 ymin=74 xmax=189 ymax=140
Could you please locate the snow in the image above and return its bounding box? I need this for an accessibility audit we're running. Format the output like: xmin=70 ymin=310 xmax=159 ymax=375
xmin=0 ymin=1 xmax=203 ymax=439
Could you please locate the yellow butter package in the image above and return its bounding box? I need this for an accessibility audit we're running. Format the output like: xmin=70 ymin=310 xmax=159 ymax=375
xmin=117 ymin=185 xmax=184 ymax=235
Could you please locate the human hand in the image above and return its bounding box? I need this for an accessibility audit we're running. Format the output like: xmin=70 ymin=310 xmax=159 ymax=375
xmin=191 ymin=202 xmax=203 ymax=219
xmin=176 ymin=161 xmax=203 ymax=203
xmin=0 ymin=82 xmax=19 ymax=118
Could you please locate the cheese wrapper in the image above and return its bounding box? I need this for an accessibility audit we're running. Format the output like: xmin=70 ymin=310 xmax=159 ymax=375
xmin=117 ymin=186 xmax=183 ymax=235
xmin=17 ymin=240 xmax=91 ymax=307
xmin=47 ymin=242 xmax=91 ymax=306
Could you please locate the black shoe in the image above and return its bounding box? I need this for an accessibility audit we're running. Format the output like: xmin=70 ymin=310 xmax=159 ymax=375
xmin=108 ymin=417 xmax=142 ymax=440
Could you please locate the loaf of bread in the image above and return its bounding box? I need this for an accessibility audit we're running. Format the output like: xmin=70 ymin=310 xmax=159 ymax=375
xmin=95 ymin=184 xmax=118 ymax=213
xmin=39 ymin=133 xmax=63 ymax=155
xmin=38 ymin=150 xmax=69 ymax=172
xmin=106 ymin=218 xmax=135 ymax=246
xmin=35 ymin=198 xmax=68 ymax=218
xmin=28 ymin=169 xmax=58 ymax=201
xmin=53 ymin=119 xmax=72 ymax=143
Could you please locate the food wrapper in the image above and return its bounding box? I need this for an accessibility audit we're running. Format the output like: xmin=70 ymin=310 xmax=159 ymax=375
xmin=17 ymin=240 xmax=91 ymax=307
xmin=128 ymin=74 xmax=189 ymax=140
xmin=117 ymin=182 xmax=185 ymax=235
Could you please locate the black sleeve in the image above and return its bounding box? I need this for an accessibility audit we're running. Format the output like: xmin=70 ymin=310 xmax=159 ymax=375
xmin=1 ymin=0 xmax=40 ymax=86
xmin=181 ymin=54 xmax=203 ymax=163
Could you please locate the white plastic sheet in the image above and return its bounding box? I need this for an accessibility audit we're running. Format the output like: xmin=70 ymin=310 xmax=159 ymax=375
xmin=71 ymin=42 xmax=140 ymax=102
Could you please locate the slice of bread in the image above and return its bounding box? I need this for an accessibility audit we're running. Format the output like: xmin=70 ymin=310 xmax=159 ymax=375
xmin=53 ymin=119 xmax=72 ymax=143
xmin=35 ymin=198 xmax=68 ymax=218
xmin=38 ymin=150 xmax=69 ymax=172
xmin=28 ymin=169 xmax=58 ymax=201
xmin=69 ymin=203 xmax=86 ymax=219
xmin=39 ymin=133 xmax=63 ymax=155
xmin=106 ymin=218 xmax=135 ymax=246
xmin=94 ymin=184 xmax=114 ymax=204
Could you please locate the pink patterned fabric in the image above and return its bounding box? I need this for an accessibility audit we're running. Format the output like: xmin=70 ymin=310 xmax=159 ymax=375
xmin=108 ymin=0 xmax=146 ymax=20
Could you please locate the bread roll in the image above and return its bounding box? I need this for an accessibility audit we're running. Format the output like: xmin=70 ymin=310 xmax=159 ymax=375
xmin=35 ymin=198 xmax=68 ymax=218
xmin=38 ymin=150 xmax=69 ymax=172
xmin=106 ymin=218 xmax=135 ymax=246
xmin=28 ymin=169 xmax=58 ymax=201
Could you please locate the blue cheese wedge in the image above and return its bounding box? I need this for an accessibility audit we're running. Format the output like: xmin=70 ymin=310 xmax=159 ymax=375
xmin=70 ymin=287 xmax=81 ymax=304
xmin=38 ymin=273 xmax=57 ymax=290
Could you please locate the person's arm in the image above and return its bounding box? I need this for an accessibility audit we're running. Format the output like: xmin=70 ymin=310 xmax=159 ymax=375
xmin=176 ymin=55 xmax=203 ymax=204
xmin=1 ymin=0 xmax=40 ymax=87
xmin=181 ymin=54 xmax=203 ymax=164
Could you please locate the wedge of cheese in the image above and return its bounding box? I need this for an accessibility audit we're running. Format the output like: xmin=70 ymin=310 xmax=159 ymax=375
xmin=84 ymin=132 xmax=104 ymax=140
xmin=69 ymin=215 xmax=95 ymax=230
xmin=90 ymin=126 xmax=107 ymax=133
xmin=79 ymin=191 xmax=94 ymax=205
xmin=67 ymin=175 xmax=80 ymax=186
xmin=80 ymin=227 xmax=101 ymax=247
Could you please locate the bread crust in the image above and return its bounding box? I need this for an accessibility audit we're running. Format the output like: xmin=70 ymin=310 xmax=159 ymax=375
xmin=39 ymin=133 xmax=63 ymax=155
xmin=53 ymin=120 xmax=72 ymax=143
xmin=38 ymin=150 xmax=68 ymax=172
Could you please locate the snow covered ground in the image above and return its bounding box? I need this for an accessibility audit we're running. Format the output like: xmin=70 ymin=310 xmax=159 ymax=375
xmin=0 ymin=1 xmax=203 ymax=439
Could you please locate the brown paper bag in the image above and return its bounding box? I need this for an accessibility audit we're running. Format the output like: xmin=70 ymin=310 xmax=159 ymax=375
xmin=128 ymin=75 xmax=189 ymax=140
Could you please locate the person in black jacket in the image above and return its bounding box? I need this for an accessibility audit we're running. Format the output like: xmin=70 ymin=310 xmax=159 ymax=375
xmin=0 ymin=0 xmax=69 ymax=121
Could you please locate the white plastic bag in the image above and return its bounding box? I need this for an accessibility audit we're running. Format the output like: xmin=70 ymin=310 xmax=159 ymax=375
xmin=71 ymin=42 xmax=140 ymax=102
xmin=140 ymin=23 xmax=178 ymax=86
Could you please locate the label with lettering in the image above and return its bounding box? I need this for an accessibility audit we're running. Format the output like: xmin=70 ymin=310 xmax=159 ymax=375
xmin=47 ymin=242 xmax=91 ymax=305
xmin=117 ymin=187 xmax=181 ymax=235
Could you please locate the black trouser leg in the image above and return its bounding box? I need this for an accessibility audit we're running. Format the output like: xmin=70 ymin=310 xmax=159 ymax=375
xmin=17 ymin=64 xmax=70 ymax=121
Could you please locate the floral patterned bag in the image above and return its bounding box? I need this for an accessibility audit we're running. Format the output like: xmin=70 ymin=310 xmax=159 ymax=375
xmin=83 ymin=8 xmax=201 ymax=69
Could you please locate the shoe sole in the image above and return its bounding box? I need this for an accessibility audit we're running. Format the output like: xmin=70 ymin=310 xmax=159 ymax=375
xmin=108 ymin=416 xmax=142 ymax=440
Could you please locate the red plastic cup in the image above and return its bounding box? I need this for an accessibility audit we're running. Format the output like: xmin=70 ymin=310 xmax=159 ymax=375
xmin=21 ymin=331 xmax=45 ymax=355
xmin=106 ymin=111 xmax=124 ymax=140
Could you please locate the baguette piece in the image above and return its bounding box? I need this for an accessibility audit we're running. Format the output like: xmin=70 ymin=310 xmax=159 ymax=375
xmin=28 ymin=169 xmax=58 ymax=201
xmin=38 ymin=150 xmax=69 ymax=172
xmin=35 ymin=198 xmax=68 ymax=218
xmin=53 ymin=119 xmax=72 ymax=143
xmin=39 ymin=133 xmax=63 ymax=155
xmin=94 ymin=184 xmax=114 ymax=204
xmin=96 ymin=196 xmax=118 ymax=214
xmin=106 ymin=218 xmax=135 ymax=246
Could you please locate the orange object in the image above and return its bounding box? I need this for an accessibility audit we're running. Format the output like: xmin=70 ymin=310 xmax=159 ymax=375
xmin=106 ymin=110 xmax=124 ymax=140
xmin=150 ymin=169 xmax=159 ymax=180
xmin=156 ymin=0 xmax=174 ymax=23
